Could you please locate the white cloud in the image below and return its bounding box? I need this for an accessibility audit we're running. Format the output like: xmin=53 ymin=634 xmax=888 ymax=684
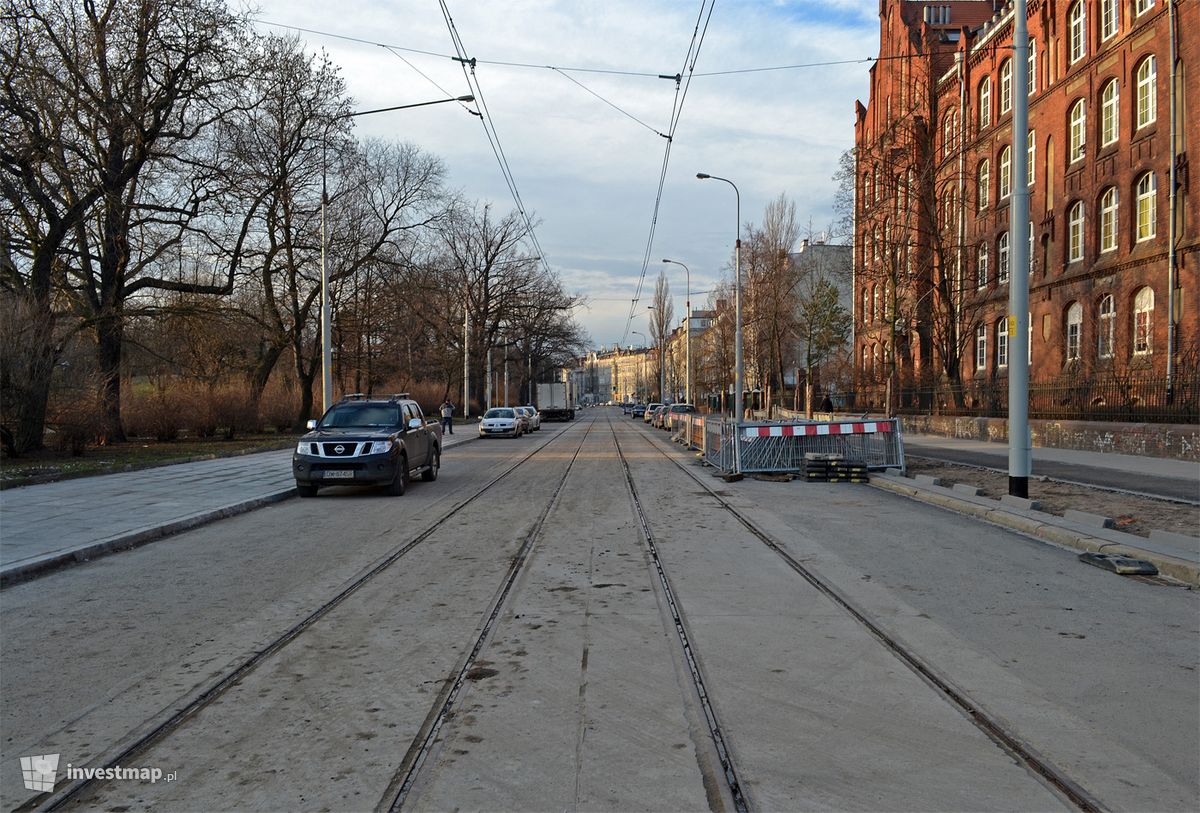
xmin=247 ymin=0 xmax=877 ymax=347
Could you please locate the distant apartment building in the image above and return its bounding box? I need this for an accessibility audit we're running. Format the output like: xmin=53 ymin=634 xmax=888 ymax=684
xmin=854 ymin=0 xmax=1196 ymax=410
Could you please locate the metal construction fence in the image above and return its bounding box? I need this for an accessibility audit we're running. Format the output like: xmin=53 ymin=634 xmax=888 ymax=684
xmin=675 ymin=415 xmax=905 ymax=475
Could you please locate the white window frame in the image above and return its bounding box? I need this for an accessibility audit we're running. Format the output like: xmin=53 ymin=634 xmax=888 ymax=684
xmin=999 ymin=146 xmax=1012 ymax=199
xmin=1101 ymin=0 xmax=1119 ymax=41
xmin=979 ymin=77 xmax=991 ymax=128
xmin=998 ymin=231 xmax=1010 ymax=284
xmin=1069 ymin=100 xmax=1087 ymax=163
xmin=1133 ymin=287 xmax=1154 ymax=354
xmin=1100 ymin=187 xmax=1118 ymax=252
xmin=1066 ymin=302 xmax=1083 ymax=361
xmin=1028 ymin=39 xmax=1038 ymax=96
xmin=1068 ymin=201 xmax=1085 ymax=262
xmin=1000 ymin=59 xmax=1013 ymax=114
xmin=1027 ymin=131 xmax=1036 ymax=187
xmin=1098 ymin=294 xmax=1115 ymax=358
xmin=1137 ymin=56 xmax=1157 ymax=129
xmin=975 ymin=325 xmax=988 ymax=371
xmin=997 ymin=319 xmax=1009 ymax=368
xmin=1101 ymin=79 xmax=1119 ymax=146
xmin=977 ymin=243 xmax=989 ymax=289
xmin=1137 ymin=0 xmax=1156 ymax=16
xmin=1070 ymin=1 xmax=1087 ymax=64
xmin=1136 ymin=172 xmax=1157 ymax=241
xmin=978 ymin=159 xmax=990 ymax=209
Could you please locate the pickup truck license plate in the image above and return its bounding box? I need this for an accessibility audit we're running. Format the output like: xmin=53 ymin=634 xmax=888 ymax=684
xmin=322 ymin=470 xmax=354 ymax=479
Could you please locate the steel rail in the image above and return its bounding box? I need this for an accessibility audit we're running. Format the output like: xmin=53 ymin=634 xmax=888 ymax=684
xmin=627 ymin=422 xmax=1108 ymax=813
xmin=35 ymin=424 xmax=585 ymax=812
xmin=609 ymin=416 xmax=751 ymax=813
xmin=381 ymin=419 xmax=596 ymax=811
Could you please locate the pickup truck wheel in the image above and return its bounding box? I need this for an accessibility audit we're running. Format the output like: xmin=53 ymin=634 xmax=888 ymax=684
xmin=387 ymin=455 xmax=408 ymax=496
xmin=296 ymin=482 xmax=319 ymax=498
xmin=421 ymin=451 xmax=439 ymax=481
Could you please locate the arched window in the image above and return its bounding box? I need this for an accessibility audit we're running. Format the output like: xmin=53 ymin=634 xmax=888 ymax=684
xmin=999 ymin=146 xmax=1012 ymax=199
xmin=1137 ymin=56 xmax=1157 ymax=129
xmin=1136 ymin=172 xmax=1157 ymax=241
xmin=872 ymin=344 xmax=880 ymax=378
xmin=1098 ymin=294 xmax=1116 ymax=358
xmin=1066 ymin=302 xmax=1083 ymax=361
xmin=1069 ymin=100 xmax=1087 ymax=163
xmin=979 ymin=77 xmax=992 ymax=128
xmin=862 ymin=287 xmax=870 ymax=323
xmin=975 ymin=325 xmax=987 ymax=371
xmin=1099 ymin=187 xmax=1118 ymax=252
xmin=872 ymin=285 xmax=880 ymax=323
xmin=1069 ymin=1 xmax=1087 ymax=64
xmin=978 ymin=159 xmax=991 ymax=209
xmin=977 ymin=243 xmax=989 ymax=288
xmin=1137 ymin=0 xmax=1156 ymax=15
xmin=1134 ymin=287 xmax=1154 ymax=354
xmin=1101 ymin=79 xmax=1120 ymax=146
xmin=1101 ymin=0 xmax=1119 ymax=41
xmin=998 ymin=231 xmax=1010 ymax=284
xmin=862 ymin=344 xmax=869 ymax=372
xmin=1068 ymin=201 xmax=1085 ymax=262
xmin=997 ymin=318 xmax=1009 ymax=369
xmin=1000 ymin=59 xmax=1013 ymax=114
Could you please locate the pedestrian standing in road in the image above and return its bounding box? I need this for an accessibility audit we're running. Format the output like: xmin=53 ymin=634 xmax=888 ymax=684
xmin=440 ymin=399 xmax=455 ymax=434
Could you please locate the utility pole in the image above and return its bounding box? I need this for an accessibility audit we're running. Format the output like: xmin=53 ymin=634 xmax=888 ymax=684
xmin=1008 ymin=2 xmax=1032 ymax=498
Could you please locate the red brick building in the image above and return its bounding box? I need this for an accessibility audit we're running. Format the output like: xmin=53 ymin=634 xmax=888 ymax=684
xmin=854 ymin=0 xmax=1197 ymax=415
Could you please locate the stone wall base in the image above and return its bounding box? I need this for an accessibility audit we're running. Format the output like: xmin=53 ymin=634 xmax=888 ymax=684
xmin=899 ymin=416 xmax=1200 ymax=462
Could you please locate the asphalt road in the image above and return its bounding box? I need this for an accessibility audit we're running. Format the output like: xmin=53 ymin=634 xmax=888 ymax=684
xmin=2 ymin=411 xmax=1196 ymax=811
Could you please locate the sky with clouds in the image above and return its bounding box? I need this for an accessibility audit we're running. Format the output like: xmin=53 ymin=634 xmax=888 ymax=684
xmin=247 ymin=0 xmax=880 ymax=350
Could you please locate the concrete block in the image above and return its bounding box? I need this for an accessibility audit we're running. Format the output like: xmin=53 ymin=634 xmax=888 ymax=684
xmin=914 ymin=474 xmax=942 ymax=486
xmin=1149 ymin=529 xmax=1200 ymax=548
xmin=1064 ymin=509 xmax=1116 ymax=529
xmin=1000 ymin=494 xmax=1042 ymax=511
xmin=952 ymin=483 xmax=982 ymax=496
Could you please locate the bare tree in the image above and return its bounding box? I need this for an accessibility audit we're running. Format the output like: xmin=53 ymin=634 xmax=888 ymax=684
xmin=648 ymin=271 xmax=673 ymax=401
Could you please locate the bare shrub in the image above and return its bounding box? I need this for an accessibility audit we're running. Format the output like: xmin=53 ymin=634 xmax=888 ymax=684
xmin=259 ymin=379 xmax=300 ymax=432
xmin=45 ymin=374 xmax=107 ymax=456
xmin=123 ymin=387 xmax=187 ymax=441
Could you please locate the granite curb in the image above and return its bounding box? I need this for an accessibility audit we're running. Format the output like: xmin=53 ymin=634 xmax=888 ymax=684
xmin=0 ymin=488 xmax=297 ymax=589
xmin=871 ymin=472 xmax=1200 ymax=588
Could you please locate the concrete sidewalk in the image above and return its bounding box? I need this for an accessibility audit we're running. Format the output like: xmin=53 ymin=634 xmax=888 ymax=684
xmin=0 ymin=433 xmax=474 ymax=587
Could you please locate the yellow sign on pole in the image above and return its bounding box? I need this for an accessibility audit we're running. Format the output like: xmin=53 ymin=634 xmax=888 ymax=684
xmin=1008 ymin=315 xmax=1018 ymax=336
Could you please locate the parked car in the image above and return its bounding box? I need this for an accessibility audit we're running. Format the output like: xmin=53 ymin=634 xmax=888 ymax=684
xmin=650 ymin=405 xmax=669 ymax=428
xmin=665 ymin=403 xmax=697 ymax=430
xmin=516 ymin=405 xmax=541 ymax=431
xmin=643 ymin=402 xmax=663 ymax=423
xmin=479 ymin=407 xmax=524 ymax=438
xmin=630 ymin=403 xmax=647 ymax=418
xmin=621 ymin=402 xmax=633 ymax=415
xmin=292 ymin=393 xmax=441 ymax=498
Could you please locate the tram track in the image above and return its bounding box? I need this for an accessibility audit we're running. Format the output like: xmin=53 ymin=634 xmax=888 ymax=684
xmin=624 ymin=420 xmax=1108 ymax=813
xmin=33 ymin=421 xmax=590 ymax=812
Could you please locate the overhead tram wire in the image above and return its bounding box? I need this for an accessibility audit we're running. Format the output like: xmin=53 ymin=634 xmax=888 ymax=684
xmin=619 ymin=0 xmax=716 ymax=346
xmin=437 ymin=0 xmax=552 ymax=277
xmin=253 ymin=18 xmax=908 ymax=81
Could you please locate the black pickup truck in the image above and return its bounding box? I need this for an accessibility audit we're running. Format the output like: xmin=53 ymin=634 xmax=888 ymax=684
xmin=292 ymin=394 xmax=442 ymax=497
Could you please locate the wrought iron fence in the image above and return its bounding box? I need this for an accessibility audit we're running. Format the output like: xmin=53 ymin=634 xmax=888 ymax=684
xmin=852 ymin=375 xmax=1199 ymax=423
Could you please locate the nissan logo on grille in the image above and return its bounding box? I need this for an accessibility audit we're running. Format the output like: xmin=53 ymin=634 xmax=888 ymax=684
xmin=334 ymin=444 xmax=345 ymax=454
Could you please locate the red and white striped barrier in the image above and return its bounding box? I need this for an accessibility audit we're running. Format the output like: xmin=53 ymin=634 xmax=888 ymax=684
xmin=742 ymin=421 xmax=895 ymax=438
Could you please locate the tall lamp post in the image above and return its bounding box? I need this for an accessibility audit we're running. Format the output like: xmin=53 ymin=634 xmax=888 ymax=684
xmin=632 ymin=330 xmax=648 ymax=401
xmin=661 ymin=258 xmax=691 ymax=404
xmin=319 ymin=94 xmax=474 ymax=413
xmin=697 ymin=173 xmax=743 ymax=474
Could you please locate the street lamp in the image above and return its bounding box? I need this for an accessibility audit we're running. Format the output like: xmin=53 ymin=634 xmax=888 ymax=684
xmin=697 ymin=172 xmax=743 ymax=473
xmin=632 ymin=330 xmax=648 ymax=401
xmin=320 ymin=94 xmax=474 ymax=413
xmin=661 ymin=258 xmax=691 ymax=404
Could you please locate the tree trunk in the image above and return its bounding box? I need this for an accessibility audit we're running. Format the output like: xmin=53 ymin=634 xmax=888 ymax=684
xmin=95 ymin=312 xmax=127 ymax=444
